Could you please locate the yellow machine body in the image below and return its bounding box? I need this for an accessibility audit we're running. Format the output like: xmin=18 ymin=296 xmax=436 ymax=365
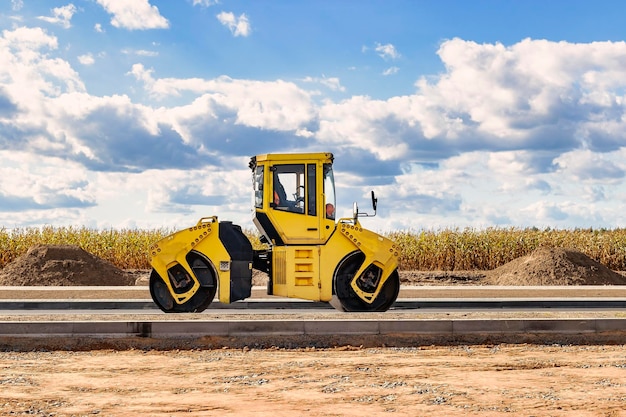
xmin=149 ymin=217 xmax=239 ymax=304
xmin=148 ymin=152 xmax=400 ymax=313
xmin=267 ymin=223 xmax=399 ymax=302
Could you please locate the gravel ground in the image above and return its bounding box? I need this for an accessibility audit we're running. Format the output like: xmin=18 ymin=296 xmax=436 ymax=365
xmin=0 ymin=344 xmax=625 ymax=416
xmin=2 ymin=310 xmax=626 ymax=322
xmin=1 ymin=261 xmax=625 ymax=416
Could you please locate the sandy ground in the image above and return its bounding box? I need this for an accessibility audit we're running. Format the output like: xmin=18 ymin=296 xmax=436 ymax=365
xmin=0 ymin=344 xmax=625 ymax=416
xmin=1 ymin=245 xmax=626 ymax=416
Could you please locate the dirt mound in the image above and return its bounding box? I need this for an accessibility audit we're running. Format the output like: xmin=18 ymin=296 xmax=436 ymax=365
xmin=3 ymin=244 xmax=625 ymax=288
xmin=0 ymin=245 xmax=135 ymax=286
xmin=486 ymin=247 xmax=626 ymax=286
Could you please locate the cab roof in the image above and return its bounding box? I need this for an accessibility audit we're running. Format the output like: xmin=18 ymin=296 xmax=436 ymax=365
xmin=250 ymin=152 xmax=334 ymax=168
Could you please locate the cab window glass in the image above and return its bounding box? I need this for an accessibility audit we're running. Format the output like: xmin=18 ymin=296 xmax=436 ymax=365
xmin=323 ymin=163 xmax=336 ymax=220
xmin=253 ymin=166 xmax=264 ymax=209
xmin=273 ymin=164 xmax=305 ymax=214
xmin=307 ymin=164 xmax=316 ymax=216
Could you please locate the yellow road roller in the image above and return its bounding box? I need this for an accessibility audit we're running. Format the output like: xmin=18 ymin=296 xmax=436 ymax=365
xmin=148 ymin=152 xmax=400 ymax=312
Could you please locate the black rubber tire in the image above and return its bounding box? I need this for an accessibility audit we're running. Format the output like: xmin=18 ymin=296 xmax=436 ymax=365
xmin=149 ymin=263 xmax=216 ymax=313
xmin=149 ymin=270 xmax=175 ymax=312
xmin=333 ymin=251 xmax=400 ymax=312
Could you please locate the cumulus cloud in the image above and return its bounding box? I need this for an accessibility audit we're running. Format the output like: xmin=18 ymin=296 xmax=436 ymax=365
xmin=521 ymin=201 xmax=569 ymax=222
xmin=0 ymin=151 xmax=95 ymax=213
xmin=122 ymin=48 xmax=158 ymax=57
xmin=487 ymin=150 xmax=554 ymax=176
xmin=555 ymin=149 xmax=625 ymax=181
xmin=382 ymin=67 xmax=399 ymax=76
xmin=302 ymin=76 xmax=345 ymax=92
xmin=216 ymin=11 xmax=251 ymax=37
xmin=0 ymin=25 xmax=317 ymax=176
xmin=413 ymin=38 xmax=626 ymax=149
xmin=78 ymin=53 xmax=95 ymax=65
xmin=95 ymin=0 xmax=169 ymax=30
xmin=322 ymin=37 xmax=626 ymax=177
xmin=37 ymin=4 xmax=77 ymax=29
xmin=5 ymin=24 xmax=626 ymax=229
xmin=129 ymin=64 xmax=317 ymax=134
xmin=318 ymin=96 xmax=411 ymax=161
xmin=379 ymin=161 xmax=464 ymax=216
xmin=192 ymin=0 xmax=219 ymax=7
xmin=0 ymin=28 xmax=80 ymax=114
xmin=145 ymin=166 xmax=250 ymax=214
xmin=374 ymin=42 xmax=401 ymax=60
xmin=0 ymin=26 xmax=85 ymax=115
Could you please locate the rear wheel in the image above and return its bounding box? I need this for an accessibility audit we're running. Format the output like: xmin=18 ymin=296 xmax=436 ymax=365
xmin=333 ymin=252 xmax=400 ymax=312
xmin=150 ymin=270 xmax=175 ymax=312
xmin=149 ymin=259 xmax=216 ymax=313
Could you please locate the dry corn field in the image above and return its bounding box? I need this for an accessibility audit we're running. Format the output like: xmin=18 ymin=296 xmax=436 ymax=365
xmin=2 ymin=226 xmax=626 ymax=271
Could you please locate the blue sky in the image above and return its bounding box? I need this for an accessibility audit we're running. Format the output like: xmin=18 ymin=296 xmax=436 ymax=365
xmin=3 ymin=1 xmax=626 ymax=231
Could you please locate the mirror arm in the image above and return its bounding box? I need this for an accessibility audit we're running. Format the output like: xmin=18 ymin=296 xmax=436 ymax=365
xmin=353 ymin=190 xmax=378 ymax=220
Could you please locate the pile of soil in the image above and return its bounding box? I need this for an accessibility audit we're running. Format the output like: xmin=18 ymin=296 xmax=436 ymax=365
xmin=486 ymin=247 xmax=626 ymax=286
xmin=0 ymin=245 xmax=135 ymax=286
xmin=1 ymin=244 xmax=624 ymax=287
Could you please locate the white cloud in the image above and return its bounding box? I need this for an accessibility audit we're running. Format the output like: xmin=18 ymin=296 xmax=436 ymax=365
xmin=136 ymin=49 xmax=159 ymax=57
xmin=555 ymin=149 xmax=625 ymax=181
xmin=78 ymin=53 xmax=95 ymax=65
xmin=216 ymin=11 xmax=251 ymax=37
xmin=1 ymin=26 xmax=57 ymax=49
xmin=122 ymin=48 xmax=158 ymax=57
xmin=413 ymin=37 xmax=626 ymax=147
xmin=144 ymin=166 xmax=249 ymax=213
xmin=128 ymin=63 xmax=219 ymax=98
xmin=0 ymin=26 xmax=85 ymax=106
xmin=95 ymin=0 xmax=169 ymax=30
xmin=382 ymin=67 xmax=399 ymax=76
xmin=487 ymin=151 xmax=547 ymax=176
xmin=375 ymin=43 xmax=400 ymax=60
xmin=484 ymin=151 xmax=555 ymax=194
xmin=521 ymin=201 xmax=569 ymax=222
xmin=302 ymin=76 xmax=345 ymax=92
xmin=5 ymin=26 xmax=626 ymax=230
xmin=11 ymin=0 xmax=23 ymax=12
xmin=94 ymin=23 xmax=104 ymax=33
xmin=0 ymin=151 xmax=94 ymax=213
xmin=317 ymin=96 xmax=410 ymax=160
xmin=36 ymin=4 xmax=77 ymax=29
xmin=193 ymin=0 xmax=219 ymax=6
xmin=129 ymin=64 xmax=316 ymax=133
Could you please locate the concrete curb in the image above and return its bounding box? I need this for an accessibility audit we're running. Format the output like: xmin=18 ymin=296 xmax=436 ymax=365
xmin=2 ymin=298 xmax=626 ymax=310
xmin=1 ymin=318 xmax=624 ymax=338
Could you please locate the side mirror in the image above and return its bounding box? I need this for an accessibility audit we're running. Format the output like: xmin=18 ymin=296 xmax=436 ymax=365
xmin=351 ymin=190 xmax=377 ymax=222
xmin=371 ymin=190 xmax=377 ymax=212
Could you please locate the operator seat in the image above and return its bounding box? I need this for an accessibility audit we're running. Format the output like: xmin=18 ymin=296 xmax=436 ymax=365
xmin=273 ymin=173 xmax=287 ymax=206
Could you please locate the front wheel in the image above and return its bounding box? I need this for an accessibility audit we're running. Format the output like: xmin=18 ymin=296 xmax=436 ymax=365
xmin=149 ymin=267 xmax=216 ymax=313
xmin=333 ymin=252 xmax=400 ymax=312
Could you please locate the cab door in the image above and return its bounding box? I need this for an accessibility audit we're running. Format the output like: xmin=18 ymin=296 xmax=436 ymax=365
xmin=270 ymin=163 xmax=321 ymax=244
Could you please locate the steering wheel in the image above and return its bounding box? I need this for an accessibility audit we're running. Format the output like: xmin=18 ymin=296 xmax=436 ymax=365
xmin=295 ymin=185 xmax=305 ymax=204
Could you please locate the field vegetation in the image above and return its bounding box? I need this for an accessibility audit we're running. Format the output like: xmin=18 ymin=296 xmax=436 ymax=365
xmin=1 ymin=226 xmax=626 ymax=271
